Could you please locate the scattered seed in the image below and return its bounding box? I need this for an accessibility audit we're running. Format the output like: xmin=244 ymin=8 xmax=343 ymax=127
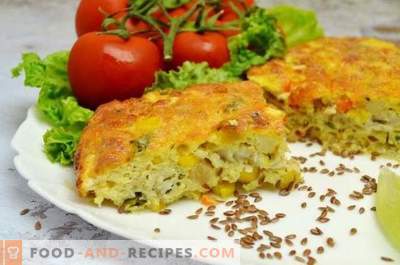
xmin=159 ymin=209 xmax=171 ymax=215
xmin=303 ymin=249 xmax=311 ymax=257
xmin=381 ymin=256 xmax=395 ymax=262
xmin=195 ymin=208 xmax=203 ymax=215
xmin=310 ymin=227 xmax=323 ymax=236
xmin=20 ymin=208 xmax=30 ymax=216
xmin=316 ymin=246 xmax=324 ymax=254
xmin=347 ymin=205 xmax=356 ymax=211
xmin=326 ymin=237 xmax=335 ymax=247
xmin=207 ymin=236 xmax=217 ymax=241
xmin=285 ymin=238 xmax=294 ymax=246
xmin=289 ymin=250 xmax=296 ymax=256
xmin=286 ymin=234 xmax=297 ymax=240
xmin=187 ymin=214 xmax=199 ymax=220
xmin=209 ymin=217 xmax=219 ymax=224
xmin=295 ymin=256 xmax=306 ymax=263
xmin=34 ymin=221 xmax=42 ymax=230
xmin=307 ymin=256 xmax=317 ymax=265
xmin=301 ymin=237 xmax=308 ymax=246
xmin=274 ymin=251 xmax=282 ymax=259
xmin=359 ymin=207 xmax=365 ymax=214
xmin=211 ymin=224 xmax=221 ymax=230
xmin=276 ymin=213 xmax=286 ymax=218
xmin=370 ymin=206 xmax=377 ymax=212
xmin=301 ymin=202 xmax=307 ymax=209
xmin=154 ymin=228 xmax=160 ymax=233
xmin=308 ymin=192 xmax=316 ymax=198
xmin=350 ymin=228 xmax=358 ymax=235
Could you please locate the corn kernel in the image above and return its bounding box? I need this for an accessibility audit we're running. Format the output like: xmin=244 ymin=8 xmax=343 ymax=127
xmin=178 ymin=154 xmax=198 ymax=168
xmin=239 ymin=168 xmax=259 ymax=184
xmin=212 ymin=182 xmax=236 ymax=198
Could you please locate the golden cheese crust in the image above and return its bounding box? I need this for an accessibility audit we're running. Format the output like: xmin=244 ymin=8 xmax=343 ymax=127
xmin=75 ymin=81 xmax=286 ymax=196
xmin=248 ymin=37 xmax=400 ymax=109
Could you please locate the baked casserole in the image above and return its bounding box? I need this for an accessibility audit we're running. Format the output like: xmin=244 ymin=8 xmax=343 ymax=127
xmin=248 ymin=37 xmax=400 ymax=158
xmin=75 ymin=82 xmax=301 ymax=211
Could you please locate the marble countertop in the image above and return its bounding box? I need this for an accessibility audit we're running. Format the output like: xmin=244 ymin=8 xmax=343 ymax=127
xmin=0 ymin=0 xmax=398 ymax=264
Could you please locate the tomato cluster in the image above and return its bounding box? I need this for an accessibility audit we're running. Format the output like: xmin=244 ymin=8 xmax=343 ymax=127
xmin=69 ymin=0 xmax=254 ymax=109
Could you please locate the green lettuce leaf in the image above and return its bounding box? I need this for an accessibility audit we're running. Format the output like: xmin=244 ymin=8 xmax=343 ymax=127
xmin=13 ymin=51 xmax=93 ymax=127
xmin=43 ymin=127 xmax=82 ymax=166
xmin=224 ymin=7 xmax=286 ymax=76
xmin=268 ymin=5 xmax=324 ymax=48
xmin=13 ymin=52 xmax=93 ymax=166
xmin=150 ymin=62 xmax=239 ymax=91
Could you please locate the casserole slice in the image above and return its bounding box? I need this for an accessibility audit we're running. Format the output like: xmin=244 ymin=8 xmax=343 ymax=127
xmin=249 ymin=38 xmax=400 ymax=159
xmin=75 ymin=81 xmax=300 ymax=212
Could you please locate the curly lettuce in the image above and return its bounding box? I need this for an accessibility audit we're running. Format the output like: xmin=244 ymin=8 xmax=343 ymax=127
xmin=224 ymin=7 xmax=286 ymax=76
xmin=150 ymin=62 xmax=239 ymax=91
xmin=268 ymin=5 xmax=324 ymax=48
xmin=13 ymin=52 xmax=93 ymax=166
xmin=43 ymin=128 xmax=82 ymax=166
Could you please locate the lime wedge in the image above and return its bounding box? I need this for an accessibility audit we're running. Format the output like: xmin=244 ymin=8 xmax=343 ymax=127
xmin=376 ymin=168 xmax=400 ymax=250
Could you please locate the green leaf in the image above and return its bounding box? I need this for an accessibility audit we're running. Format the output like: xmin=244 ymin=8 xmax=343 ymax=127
xmin=13 ymin=51 xmax=93 ymax=166
xmin=43 ymin=127 xmax=82 ymax=166
xmin=268 ymin=5 xmax=324 ymax=48
xmin=150 ymin=62 xmax=238 ymax=91
xmin=13 ymin=52 xmax=93 ymax=127
xmin=224 ymin=7 xmax=286 ymax=76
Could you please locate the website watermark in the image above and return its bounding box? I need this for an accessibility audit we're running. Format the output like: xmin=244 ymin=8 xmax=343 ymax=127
xmin=0 ymin=240 xmax=240 ymax=265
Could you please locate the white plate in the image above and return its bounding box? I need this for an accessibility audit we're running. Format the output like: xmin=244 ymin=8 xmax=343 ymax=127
xmin=12 ymin=106 xmax=400 ymax=265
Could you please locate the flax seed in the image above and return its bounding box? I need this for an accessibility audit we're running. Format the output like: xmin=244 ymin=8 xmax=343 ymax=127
xmin=301 ymin=237 xmax=308 ymax=246
xmin=276 ymin=213 xmax=286 ymax=218
xmin=195 ymin=208 xmax=203 ymax=215
xmin=286 ymin=234 xmax=297 ymax=240
xmin=347 ymin=205 xmax=356 ymax=210
xmin=310 ymin=227 xmax=323 ymax=236
xmin=159 ymin=209 xmax=171 ymax=215
xmin=289 ymin=250 xmax=296 ymax=256
xmin=274 ymin=252 xmax=282 ymax=259
xmin=295 ymin=256 xmax=306 ymax=263
xmin=207 ymin=236 xmax=217 ymax=241
xmin=307 ymin=256 xmax=317 ymax=265
xmin=381 ymin=257 xmax=395 ymax=262
xmin=209 ymin=217 xmax=219 ymax=224
xmin=326 ymin=237 xmax=335 ymax=247
xmin=187 ymin=214 xmax=199 ymax=220
xmin=285 ymin=238 xmax=294 ymax=246
xmin=34 ymin=221 xmax=42 ymax=230
xmin=316 ymin=246 xmax=324 ymax=254
xmin=20 ymin=208 xmax=30 ymax=216
xmin=303 ymin=249 xmax=311 ymax=257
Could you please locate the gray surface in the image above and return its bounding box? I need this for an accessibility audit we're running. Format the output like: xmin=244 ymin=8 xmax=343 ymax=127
xmin=0 ymin=0 xmax=399 ymax=264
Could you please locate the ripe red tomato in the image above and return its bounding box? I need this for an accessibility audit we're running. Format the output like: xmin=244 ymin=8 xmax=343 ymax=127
xmin=172 ymin=32 xmax=230 ymax=68
xmin=68 ymin=33 xmax=162 ymax=109
xmin=75 ymin=0 xmax=129 ymax=36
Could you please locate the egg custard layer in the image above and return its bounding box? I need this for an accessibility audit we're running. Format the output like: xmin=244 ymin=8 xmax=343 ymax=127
xmin=248 ymin=37 xmax=400 ymax=158
xmin=75 ymin=82 xmax=301 ymax=212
